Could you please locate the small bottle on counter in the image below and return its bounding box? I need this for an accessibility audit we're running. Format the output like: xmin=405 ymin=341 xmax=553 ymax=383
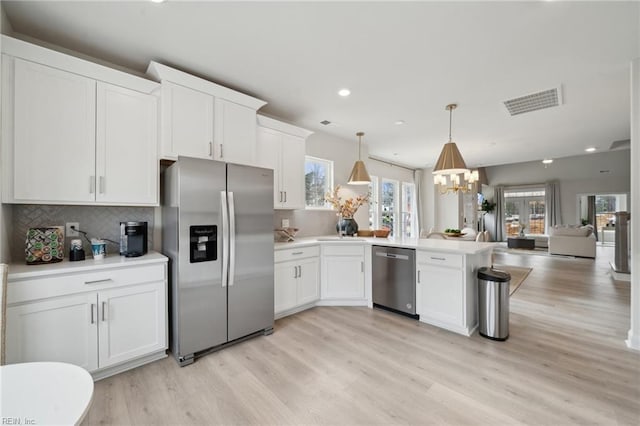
xmin=69 ymin=239 xmax=85 ymax=261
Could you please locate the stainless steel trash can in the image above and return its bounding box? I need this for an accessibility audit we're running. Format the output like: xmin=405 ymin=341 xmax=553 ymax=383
xmin=478 ymin=267 xmax=510 ymax=341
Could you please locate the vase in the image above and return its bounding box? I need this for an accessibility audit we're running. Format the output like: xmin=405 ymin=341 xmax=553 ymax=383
xmin=336 ymin=218 xmax=359 ymax=236
xmin=519 ymin=229 xmax=525 ymax=237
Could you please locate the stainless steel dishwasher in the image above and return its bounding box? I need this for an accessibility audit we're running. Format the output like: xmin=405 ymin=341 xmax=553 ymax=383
xmin=372 ymin=245 xmax=417 ymax=318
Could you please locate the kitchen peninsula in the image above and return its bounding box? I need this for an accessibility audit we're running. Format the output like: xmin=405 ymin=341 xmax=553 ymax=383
xmin=274 ymin=237 xmax=494 ymax=336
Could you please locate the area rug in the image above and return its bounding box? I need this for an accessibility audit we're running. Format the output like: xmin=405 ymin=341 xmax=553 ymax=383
xmin=492 ymin=265 xmax=533 ymax=295
xmin=493 ymin=244 xmax=574 ymax=259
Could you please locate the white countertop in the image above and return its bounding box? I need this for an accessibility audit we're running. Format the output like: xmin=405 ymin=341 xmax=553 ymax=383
xmin=275 ymin=236 xmax=496 ymax=255
xmin=7 ymin=251 xmax=168 ymax=280
xmin=0 ymin=362 xmax=94 ymax=425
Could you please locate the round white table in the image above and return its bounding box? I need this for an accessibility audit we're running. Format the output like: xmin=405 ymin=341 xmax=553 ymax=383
xmin=0 ymin=362 xmax=94 ymax=425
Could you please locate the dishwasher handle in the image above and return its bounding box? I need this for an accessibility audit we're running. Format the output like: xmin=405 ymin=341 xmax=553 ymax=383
xmin=375 ymin=252 xmax=410 ymax=261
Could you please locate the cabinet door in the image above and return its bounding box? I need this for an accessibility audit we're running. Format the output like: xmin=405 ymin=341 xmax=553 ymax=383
xmin=279 ymin=134 xmax=306 ymax=210
xmin=96 ymin=82 xmax=158 ymax=205
xmin=256 ymin=126 xmax=282 ymax=207
xmin=97 ymin=281 xmax=166 ymax=368
xmin=5 ymin=293 xmax=98 ymax=371
xmin=322 ymin=256 xmax=365 ymax=300
xmin=8 ymin=58 xmax=96 ymax=203
xmin=162 ymin=81 xmax=213 ymax=160
xmin=297 ymin=257 xmax=320 ymax=306
xmin=416 ymin=264 xmax=464 ymax=326
xmin=274 ymin=261 xmax=298 ymax=314
xmin=215 ymin=98 xmax=257 ymax=165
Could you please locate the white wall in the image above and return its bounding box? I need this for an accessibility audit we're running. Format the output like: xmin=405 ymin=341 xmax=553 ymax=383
xmin=484 ymin=150 xmax=631 ymax=225
xmin=628 ymin=58 xmax=640 ymax=351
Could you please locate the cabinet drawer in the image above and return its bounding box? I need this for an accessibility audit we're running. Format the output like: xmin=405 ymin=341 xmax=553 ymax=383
xmin=417 ymin=251 xmax=463 ymax=269
xmin=8 ymin=263 xmax=165 ymax=304
xmin=275 ymin=245 xmax=320 ymax=263
xmin=322 ymin=244 xmax=364 ymax=257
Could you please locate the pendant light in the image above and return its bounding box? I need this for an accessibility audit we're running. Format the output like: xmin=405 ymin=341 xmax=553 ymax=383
xmin=433 ymin=104 xmax=478 ymax=194
xmin=433 ymin=104 xmax=469 ymax=175
xmin=348 ymin=131 xmax=371 ymax=185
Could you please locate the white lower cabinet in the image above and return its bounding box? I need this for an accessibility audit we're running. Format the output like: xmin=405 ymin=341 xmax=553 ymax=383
xmin=416 ymin=251 xmax=471 ymax=335
xmin=5 ymin=259 xmax=168 ymax=378
xmin=274 ymin=246 xmax=320 ymax=318
xmin=97 ymin=282 xmax=166 ymax=368
xmin=6 ymin=292 xmax=99 ymax=371
xmin=320 ymin=245 xmax=366 ymax=303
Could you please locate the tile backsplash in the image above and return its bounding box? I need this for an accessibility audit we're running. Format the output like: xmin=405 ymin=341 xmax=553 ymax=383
xmin=11 ymin=205 xmax=154 ymax=262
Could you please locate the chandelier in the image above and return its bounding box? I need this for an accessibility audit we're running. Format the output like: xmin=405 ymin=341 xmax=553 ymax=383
xmin=432 ymin=104 xmax=478 ymax=194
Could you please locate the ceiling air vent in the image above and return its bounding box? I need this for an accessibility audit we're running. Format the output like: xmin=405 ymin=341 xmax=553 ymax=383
xmin=320 ymin=120 xmax=332 ymax=125
xmin=609 ymin=139 xmax=630 ymax=151
xmin=503 ymin=86 xmax=562 ymax=116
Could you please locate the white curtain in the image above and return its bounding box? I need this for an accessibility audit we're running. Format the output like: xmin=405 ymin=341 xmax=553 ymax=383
xmin=545 ymin=181 xmax=562 ymax=233
xmin=494 ymin=186 xmax=505 ymax=241
xmin=414 ymin=169 xmax=424 ymax=235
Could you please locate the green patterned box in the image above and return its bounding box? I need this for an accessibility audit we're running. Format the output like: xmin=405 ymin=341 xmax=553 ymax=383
xmin=25 ymin=226 xmax=64 ymax=265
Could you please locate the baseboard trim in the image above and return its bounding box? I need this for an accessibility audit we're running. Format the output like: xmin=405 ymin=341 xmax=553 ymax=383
xmin=91 ymin=350 xmax=167 ymax=381
xmin=626 ymin=329 xmax=640 ymax=351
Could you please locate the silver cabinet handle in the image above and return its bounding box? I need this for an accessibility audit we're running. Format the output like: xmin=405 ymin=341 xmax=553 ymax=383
xmin=84 ymin=278 xmax=113 ymax=285
xmin=294 ymin=265 xmax=298 ymax=279
xmin=209 ymin=141 xmax=213 ymax=157
xmin=90 ymin=303 xmax=96 ymax=324
xmin=89 ymin=176 xmax=95 ymax=194
xmin=220 ymin=144 xmax=224 ymax=159
xmin=430 ymin=256 xmax=446 ymax=261
xmin=361 ymin=261 xmax=364 ymax=273
xmin=102 ymin=301 xmax=108 ymax=322
xmin=279 ymin=191 xmax=283 ymax=203
xmin=298 ymin=265 xmax=302 ymax=278
xmin=99 ymin=176 xmax=105 ymax=194
xmin=417 ymin=270 xmax=421 ymax=284
xmin=221 ymin=191 xmax=229 ymax=288
xmin=292 ymin=251 xmax=303 ymax=255
xmin=284 ymin=191 xmax=287 ymax=203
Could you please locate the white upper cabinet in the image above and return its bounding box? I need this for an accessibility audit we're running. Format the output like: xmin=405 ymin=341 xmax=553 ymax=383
xmin=4 ymin=58 xmax=97 ymax=203
xmin=96 ymin=82 xmax=158 ymax=205
xmin=1 ymin=36 xmax=160 ymax=206
xmin=160 ymin=81 xmax=214 ymax=160
xmin=256 ymin=115 xmax=313 ymax=210
xmin=146 ymin=61 xmax=266 ymax=165
xmin=215 ymin=98 xmax=257 ymax=165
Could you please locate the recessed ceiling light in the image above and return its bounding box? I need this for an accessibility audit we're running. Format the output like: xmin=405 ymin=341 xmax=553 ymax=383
xmin=338 ymin=89 xmax=351 ymax=97
xmin=585 ymin=147 xmax=597 ymax=152
xmin=394 ymin=120 xmax=405 ymax=125
xmin=542 ymin=159 xmax=554 ymax=164
xmin=150 ymin=0 xmax=166 ymax=3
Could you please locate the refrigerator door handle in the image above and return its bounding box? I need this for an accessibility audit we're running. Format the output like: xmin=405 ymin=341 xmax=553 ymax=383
xmin=221 ymin=191 xmax=229 ymax=288
xmin=228 ymin=191 xmax=236 ymax=287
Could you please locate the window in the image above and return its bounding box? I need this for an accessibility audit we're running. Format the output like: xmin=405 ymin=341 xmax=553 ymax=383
xmin=305 ymin=156 xmax=334 ymax=209
xmin=369 ymin=176 xmax=417 ymax=238
xmin=579 ymin=193 xmax=627 ymax=230
xmin=504 ymin=189 xmax=545 ymax=236
xmin=381 ymin=179 xmax=399 ymax=236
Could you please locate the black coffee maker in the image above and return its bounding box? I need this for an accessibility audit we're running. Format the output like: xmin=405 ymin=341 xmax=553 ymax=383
xmin=119 ymin=221 xmax=148 ymax=257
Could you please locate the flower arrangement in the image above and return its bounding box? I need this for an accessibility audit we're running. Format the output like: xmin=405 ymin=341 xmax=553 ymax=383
xmin=325 ymin=185 xmax=370 ymax=218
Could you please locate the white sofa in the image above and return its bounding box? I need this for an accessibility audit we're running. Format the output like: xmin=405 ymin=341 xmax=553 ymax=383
xmin=548 ymin=225 xmax=596 ymax=258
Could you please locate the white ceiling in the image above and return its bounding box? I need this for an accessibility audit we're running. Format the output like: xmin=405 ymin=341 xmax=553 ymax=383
xmin=2 ymin=1 xmax=638 ymax=169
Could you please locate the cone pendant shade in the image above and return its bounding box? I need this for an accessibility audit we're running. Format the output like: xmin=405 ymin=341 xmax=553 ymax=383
xmin=433 ymin=141 xmax=468 ymax=175
xmin=348 ymin=132 xmax=371 ymax=185
xmin=348 ymin=160 xmax=371 ymax=185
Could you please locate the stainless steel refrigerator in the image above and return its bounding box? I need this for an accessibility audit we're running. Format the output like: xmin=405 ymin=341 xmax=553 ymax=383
xmin=162 ymin=156 xmax=274 ymax=366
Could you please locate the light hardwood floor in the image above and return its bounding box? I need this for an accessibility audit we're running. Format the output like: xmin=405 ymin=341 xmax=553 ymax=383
xmin=83 ymin=246 xmax=640 ymax=425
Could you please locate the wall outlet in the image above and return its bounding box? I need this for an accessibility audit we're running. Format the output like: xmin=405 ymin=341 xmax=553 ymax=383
xmin=281 ymin=219 xmax=290 ymax=228
xmin=66 ymin=222 xmax=80 ymax=237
